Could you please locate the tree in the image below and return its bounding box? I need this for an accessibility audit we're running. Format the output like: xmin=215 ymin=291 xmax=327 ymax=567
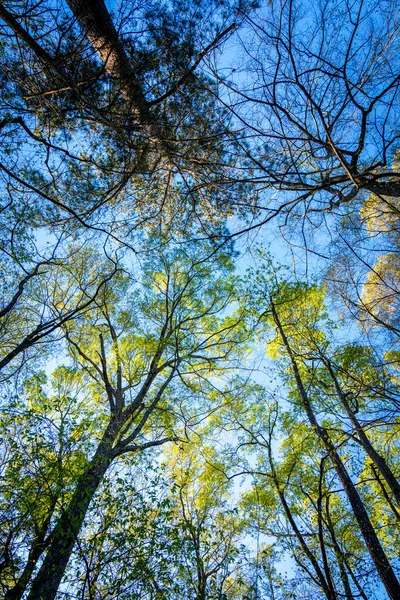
xmin=239 ymin=262 xmax=400 ymax=599
xmin=1 ymin=244 xmax=246 ymax=600
xmin=0 ymin=238 xmax=119 ymax=376
xmin=238 ymin=403 xmax=365 ymax=600
xmin=0 ymin=0 xmax=248 ymax=375
xmin=162 ymin=443 xmax=245 ymax=600
xmin=0 ymin=0 xmax=244 ymax=236
xmin=213 ymin=378 xmax=371 ymax=600
xmin=214 ymin=0 xmax=400 ymax=224
xmin=63 ymin=443 xmax=248 ymax=599
xmin=326 ymin=172 xmax=400 ymax=343
xmin=269 ymin=293 xmax=400 ymax=599
xmin=0 ymin=366 xmax=95 ymax=597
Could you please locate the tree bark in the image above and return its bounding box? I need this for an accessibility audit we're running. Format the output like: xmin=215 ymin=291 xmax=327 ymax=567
xmin=325 ymin=495 xmax=359 ymax=600
xmin=5 ymin=497 xmax=57 ymax=600
xmin=316 ymin=459 xmax=336 ymax=598
xmin=23 ymin=356 xmax=175 ymax=599
xmin=25 ymin=438 xmax=113 ymax=600
xmin=65 ymin=0 xmax=164 ymax=144
xmin=365 ymin=181 xmax=400 ymax=198
xmin=370 ymin=463 xmax=400 ymax=521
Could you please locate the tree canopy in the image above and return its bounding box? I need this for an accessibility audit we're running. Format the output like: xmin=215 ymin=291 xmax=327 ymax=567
xmin=0 ymin=0 xmax=399 ymax=599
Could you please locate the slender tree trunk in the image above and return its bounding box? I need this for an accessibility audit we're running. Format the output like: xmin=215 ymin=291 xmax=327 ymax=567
xmin=325 ymin=495 xmax=358 ymax=600
xmin=180 ymin=490 xmax=207 ymax=600
xmin=267 ymin=445 xmax=336 ymax=600
xmin=5 ymin=497 xmax=57 ymax=600
xmin=271 ymin=301 xmax=400 ymax=600
xmin=370 ymin=463 xmax=400 ymax=521
xmin=324 ymin=360 xmax=400 ymax=505
xmin=26 ymin=440 xmax=113 ymax=600
xmin=316 ymin=459 xmax=336 ymax=597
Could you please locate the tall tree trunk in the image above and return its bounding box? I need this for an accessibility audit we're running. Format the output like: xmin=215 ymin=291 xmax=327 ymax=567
xmin=5 ymin=497 xmax=57 ymax=600
xmin=324 ymin=359 xmax=400 ymax=505
xmin=267 ymin=445 xmax=336 ymax=600
xmin=325 ymin=495 xmax=359 ymax=600
xmin=271 ymin=300 xmax=400 ymax=600
xmin=316 ymin=458 xmax=336 ymax=597
xmin=24 ymin=362 xmax=174 ymax=599
xmin=370 ymin=463 xmax=400 ymax=521
xmin=65 ymin=0 xmax=164 ymax=144
xmin=25 ymin=439 xmax=113 ymax=600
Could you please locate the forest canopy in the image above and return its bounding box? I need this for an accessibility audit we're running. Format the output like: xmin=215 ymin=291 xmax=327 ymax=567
xmin=0 ymin=0 xmax=399 ymax=599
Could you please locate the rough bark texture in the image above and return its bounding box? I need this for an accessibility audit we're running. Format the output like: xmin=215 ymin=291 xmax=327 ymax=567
xmin=4 ymin=498 xmax=57 ymax=600
xmin=23 ymin=354 xmax=174 ymax=600
xmin=65 ymin=0 xmax=165 ymax=144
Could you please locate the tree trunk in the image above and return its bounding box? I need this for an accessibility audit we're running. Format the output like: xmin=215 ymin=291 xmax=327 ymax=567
xmin=65 ymin=0 xmax=163 ymax=143
xmin=365 ymin=180 xmax=400 ymax=198
xmin=325 ymin=495 xmax=359 ymax=600
xmin=267 ymin=445 xmax=336 ymax=600
xmin=5 ymin=497 xmax=57 ymax=600
xmin=370 ymin=463 xmax=400 ymax=521
xmin=26 ymin=441 xmax=113 ymax=600
xmin=271 ymin=301 xmax=400 ymax=600
xmin=325 ymin=360 xmax=400 ymax=505
xmin=23 ymin=366 xmax=173 ymax=599
xmin=316 ymin=459 xmax=336 ymax=598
